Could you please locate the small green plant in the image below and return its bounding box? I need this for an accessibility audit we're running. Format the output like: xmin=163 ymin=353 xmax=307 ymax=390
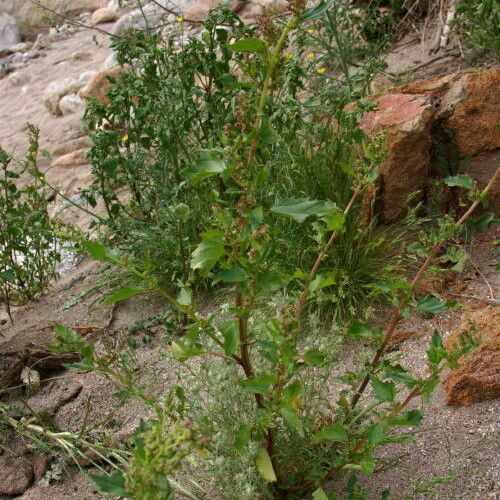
xmin=42 ymin=3 xmax=498 ymax=497
xmin=0 ymin=126 xmax=59 ymax=320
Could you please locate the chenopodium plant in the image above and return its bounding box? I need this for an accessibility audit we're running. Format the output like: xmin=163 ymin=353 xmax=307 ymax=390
xmin=53 ymin=5 xmax=498 ymax=500
xmin=0 ymin=125 xmax=59 ymax=320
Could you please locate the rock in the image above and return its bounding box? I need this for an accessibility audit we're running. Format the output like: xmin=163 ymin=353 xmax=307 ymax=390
xmin=101 ymin=52 xmax=119 ymax=70
xmin=79 ymin=67 xmax=121 ymax=105
xmin=0 ymin=13 xmax=21 ymax=52
xmin=50 ymin=136 xmax=92 ymax=157
xmin=71 ymin=50 xmax=92 ymax=61
xmin=112 ymin=2 xmax=174 ymax=36
xmin=184 ymin=0 xmax=245 ymax=22
xmin=77 ymin=70 xmax=98 ymax=88
xmin=20 ymin=366 xmax=41 ymax=393
xmin=33 ymin=454 xmax=53 ymax=482
xmin=359 ymin=70 xmax=500 ymax=221
xmin=27 ymin=378 xmax=83 ymax=414
xmin=92 ymin=7 xmax=118 ymax=25
xmin=400 ymin=70 xmax=500 ymax=157
xmin=360 ymin=93 xmax=436 ymax=221
xmin=59 ymin=93 xmax=85 ymax=115
xmin=239 ymin=0 xmax=288 ymax=22
xmin=51 ymin=148 xmax=89 ymax=168
xmin=43 ymin=78 xmax=80 ymax=116
xmin=444 ymin=306 xmax=500 ymax=406
xmin=0 ymin=455 xmax=33 ymax=496
xmin=9 ymin=41 xmax=30 ymax=53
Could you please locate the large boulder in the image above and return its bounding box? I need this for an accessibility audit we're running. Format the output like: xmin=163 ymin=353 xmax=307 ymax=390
xmin=360 ymin=93 xmax=436 ymax=221
xmin=360 ymin=70 xmax=500 ymax=221
xmin=184 ymin=0 xmax=245 ymax=22
xmin=91 ymin=7 xmax=119 ymax=25
xmin=112 ymin=2 xmax=173 ymax=36
xmin=0 ymin=13 xmax=21 ymax=52
xmin=444 ymin=306 xmax=500 ymax=406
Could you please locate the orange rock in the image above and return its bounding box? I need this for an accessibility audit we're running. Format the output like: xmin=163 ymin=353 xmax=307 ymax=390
xmin=79 ymin=67 xmax=122 ymax=105
xmin=444 ymin=306 xmax=500 ymax=406
xmin=51 ymin=149 xmax=89 ymax=168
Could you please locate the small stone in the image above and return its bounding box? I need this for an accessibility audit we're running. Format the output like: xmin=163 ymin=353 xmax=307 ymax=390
xmin=0 ymin=455 xmax=33 ymax=496
xmin=20 ymin=366 xmax=41 ymax=393
xmin=9 ymin=41 xmax=30 ymax=53
xmin=59 ymin=94 xmax=85 ymax=115
xmin=92 ymin=7 xmax=119 ymax=25
xmin=43 ymin=78 xmax=80 ymax=116
xmin=51 ymin=149 xmax=89 ymax=168
xmin=101 ymin=52 xmax=119 ymax=70
xmin=79 ymin=67 xmax=122 ymax=105
xmin=77 ymin=70 xmax=98 ymax=88
xmin=71 ymin=50 xmax=92 ymax=61
xmin=27 ymin=378 xmax=83 ymax=415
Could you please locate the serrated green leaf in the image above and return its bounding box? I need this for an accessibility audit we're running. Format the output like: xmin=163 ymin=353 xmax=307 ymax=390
xmin=302 ymin=348 xmax=326 ymax=366
xmin=271 ymin=198 xmax=324 ymax=223
xmin=346 ymin=320 xmax=373 ymax=339
xmin=314 ymin=422 xmax=348 ymax=442
xmin=371 ymin=377 xmax=396 ymax=402
xmin=417 ymin=295 xmax=457 ymax=315
xmin=312 ymin=487 xmax=330 ymax=500
xmin=444 ymin=174 xmax=473 ymax=191
xmin=389 ymin=409 xmax=423 ymax=426
xmin=427 ymin=330 xmax=446 ymax=364
xmin=235 ymin=423 xmax=252 ymax=452
xmin=367 ymin=422 xmax=387 ymax=445
xmin=177 ymin=287 xmax=192 ymax=306
xmin=89 ymin=472 xmax=127 ymax=496
xmin=249 ymin=206 xmax=263 ymax=229
xmin=281 ymin=380 xmax=301 ymax=408
xmin=228 ymin=38 xmax=269 ymax=58
xmin=256 ymin=448 xmax=277 ymax=482
xmin=220 ymin=320 xmax=239 ymax=356
xmin=185 ymin=159 xmax=226 ymax=184
xmin=239 ymin=374 xmax=276 ymax=394
xmin=104 ymin=286 xmax=145 ymax=304
xmin=281 ymin=408 xmax=304 ymax=436
xmin=220 ymin=267 xmax=247 ymax=282
xmin=191 ymin=231 xmax=226 ymax=273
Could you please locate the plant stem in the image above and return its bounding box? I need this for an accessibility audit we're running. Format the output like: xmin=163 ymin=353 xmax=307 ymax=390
xmin=350 ymin=167 xmax=499 ymax=408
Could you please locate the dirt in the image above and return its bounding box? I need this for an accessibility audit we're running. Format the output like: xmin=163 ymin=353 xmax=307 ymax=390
xmin=0 ymin=4 xmax=499 ymax=500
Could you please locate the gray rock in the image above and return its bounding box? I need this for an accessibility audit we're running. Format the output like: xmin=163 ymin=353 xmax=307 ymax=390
xmin=0 ymin=455 xmax=33 ymax=496
xmin=77 ymin=70 xmax=98 ymax=87
xmin=43 ymin=78 xmax=80 ymax=115
xmin=59 ymin=93 xmax=85 ymax=115
xmin=0 ymin=13 xmax=21 ymax=52
xmin=113 ymin=2 xmax=175 ymax=36
xmin=101 ymin=52 xmax=119 ymax=70
xmin=27 ymin=378 xmax=83 ymax=415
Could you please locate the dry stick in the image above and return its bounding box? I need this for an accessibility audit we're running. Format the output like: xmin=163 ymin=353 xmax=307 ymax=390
xmin=350 ymin=167 xmax=500 ymax=409
xmin=295 ymin=185 xmax=361 ymax=322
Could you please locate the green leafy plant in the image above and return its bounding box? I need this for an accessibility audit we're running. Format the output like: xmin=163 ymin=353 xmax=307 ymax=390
xmin=0 ymin=126 xmax=60 ymax=320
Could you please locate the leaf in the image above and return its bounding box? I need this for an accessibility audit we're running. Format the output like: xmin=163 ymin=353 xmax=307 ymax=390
xmin=371 ymin=377 xmax=396 ymax=402
xmin=234 ymin=423 xmax=252 ymax=452
xmin=389 ymin=409 xmax=423 ymax=426
xmin=104 ymin=286 xmax=145 ymax=304
xmin=346 ymin=320 xmax=373 ymax=340
xmin=190 ymin=231 xmax=226 ymax=273
xmin=260 ymin=116 xmax=279 ymax=145
xmin=239 ymin=374 xmax=276 ymax=394
xmin=301 ymin=0 xmax=333 ymax=21
xmin=314 ymin=422 xmax=348 ymax=443
xmin=312 ymin=487 xmax=330 ymax=500
xmin=427 ymin=330 xmax=446 ymax=364
xmin=271 ymin=198 xmax=323 ymax=223
xmin=249 ymin=206 xmax=263 ymax=229
xmin=89 ymin=472 xmax=127 ymax=496
xmin=281 ymin=380 xmax=301 ymax=408
xmin=367 ymin=423 xmax=387 ymax=445
xmin=281 ymin=409 xmax=304 ymax=436
xmin=302 ymin=348 xmax=326 ymax=366
xmin=185 ymin=159 xmax=226 ymax=185
xmin=220 ymin=320 xmax=239 ymax=356
xmin=256 ymin=447 xmax=277 ymax=482
xmin=323 ymin=211 xmax=345 ymax=231
xmin=417 ymin=295 xmax=457 ymax=315
xmin=177 ymin=287 xmax=192 ymax=306
xmin=444 ymin=174 xmax=473 ymax=191
xmin=228 ymin=38 xmax=269 ymax=59
xmin=220 ymin=267 xmax=247 ymax=282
